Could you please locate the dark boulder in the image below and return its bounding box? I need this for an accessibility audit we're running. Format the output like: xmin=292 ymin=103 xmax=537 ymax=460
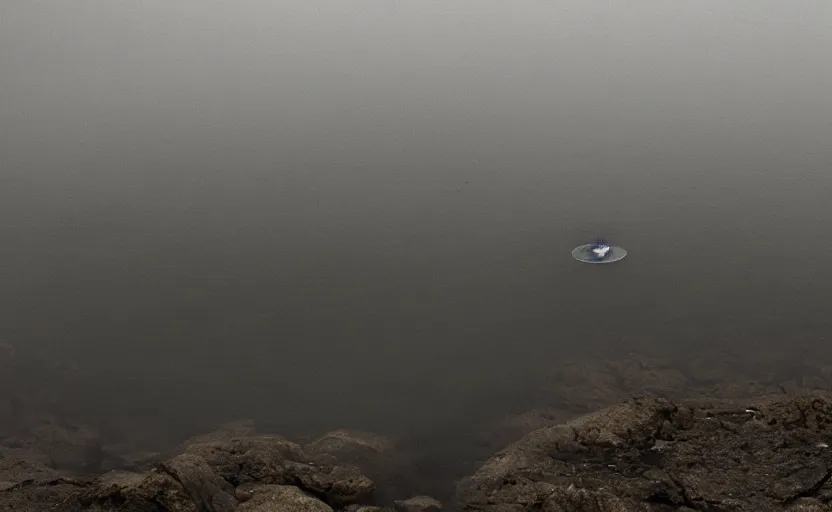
xmin=72 ymin=431 xmax=376 ymax=511
xmin=457 ymin=394 xmax=832 ymax=511
xmin=183 ymin=435 xmax=374 ymax=507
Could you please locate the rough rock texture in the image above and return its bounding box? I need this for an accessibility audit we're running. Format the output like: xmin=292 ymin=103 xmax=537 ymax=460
xmin=457 ymin=394 xmax=832 ymax=511
xmin=0 ymin=478 xmax=92 ymax=512
xmin=78 ymin=432 xmax=375 ymax=510
xmin=182 ymin=435 xmax=375 ymax=507
xmin=9 ymin=346 xmax=832 ymax=511
xmin=80 ymin=469 xmax=201 ymax=512
xmin=0 ymin=428 xmax=378 ymax=512
xmin=235 ymin=484 xmax=333 ymax=511
xmin=160 ymin=453 xmax=238 ymax=511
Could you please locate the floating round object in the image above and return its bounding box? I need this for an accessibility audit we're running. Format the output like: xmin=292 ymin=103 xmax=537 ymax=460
xmin=572 ymin=244 xmax=628 ymax=264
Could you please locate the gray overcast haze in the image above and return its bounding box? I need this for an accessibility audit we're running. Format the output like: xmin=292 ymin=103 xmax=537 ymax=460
xmin=1 ymin=1 xmax=831 ymax=439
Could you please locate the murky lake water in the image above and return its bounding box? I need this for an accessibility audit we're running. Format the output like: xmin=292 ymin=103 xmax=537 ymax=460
xmin=1 ymin=1 xmax=831 ymax=438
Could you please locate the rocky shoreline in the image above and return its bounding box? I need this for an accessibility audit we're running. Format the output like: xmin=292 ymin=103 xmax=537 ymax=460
xmin=458 ymin=394 xmax=832 ymax=511
xmin=5 ymin=348 xmax=832 ymax=511
xmin=2 ymin=393 xmax=832 ymax=511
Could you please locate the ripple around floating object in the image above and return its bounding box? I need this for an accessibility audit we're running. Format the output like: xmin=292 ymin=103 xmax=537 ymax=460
xmin=571 ymin=244 xmax=628 ymax=264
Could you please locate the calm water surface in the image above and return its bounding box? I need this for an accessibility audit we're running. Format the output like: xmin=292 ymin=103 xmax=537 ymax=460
xmin=1 ymin=1 xmax=831 ymax=435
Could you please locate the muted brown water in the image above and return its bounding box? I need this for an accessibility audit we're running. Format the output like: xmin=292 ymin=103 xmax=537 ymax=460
xmin=1 ymin=1 xmax=831 ymax=441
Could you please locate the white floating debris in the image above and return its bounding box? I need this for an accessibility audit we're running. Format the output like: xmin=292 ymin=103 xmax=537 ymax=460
xmin=572 ymin=243 xmax=628 ymax=264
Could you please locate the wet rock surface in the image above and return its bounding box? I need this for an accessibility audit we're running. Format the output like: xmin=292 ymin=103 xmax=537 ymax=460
xmin=457 ymin=394 xmax=832 ymax=511
xmin=481 ymin=350 xmax=832 ymax=452
xmin=5 ymin=348 xmax=832 ymax=510
xmin=0 ymin=423 xmax=381 ymax=511
xmin=305 ymin=430 xmax=400 ymax=475
xmin=82 ymin=428 xmax=376 ymax=511
xmin=8 ymin=393 xmax=832 ymax=511
xmin=0 ymin=478 xmax=93 ymax=512
xmin=182 ymin=435 xmax=375 ymax=508
xmin=234 ymin=484 xmax=333 ymax=511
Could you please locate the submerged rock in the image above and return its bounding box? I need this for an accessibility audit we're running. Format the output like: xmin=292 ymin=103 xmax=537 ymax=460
xmin=0 ymin=418 xmax=103 ymax=478
xmin=393 ymin=495 xmax=443 ymax=512
xmin=457 ymin=394 xmax=832 ymax=511
xmin=305 ymin=430 xmax=407 ymax=501
xmin=305 ymin=430 xmax=399 ymax=472
xmin=71 ymin=431 xmax=376 ymax=511
xmin=479 ymin=408 xmax=575 ymax=451
xmin=235 ymin=484 xmax=333 ymax=512
xmin=27 ymin=420 xmax=102 ymax=472
xmin=183 ymin=435 xmax=374 ymax=507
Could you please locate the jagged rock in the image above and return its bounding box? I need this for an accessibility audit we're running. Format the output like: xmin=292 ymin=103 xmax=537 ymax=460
xmin=393 ymin=494 xmax=442 ymax=511
xmin=183 ymin=434 xmax=306 ymax=474
xmin=79 ymin=454 xmax=237 ymax=511
xmin=234 ymin=484 xmax=332 ymax=511
xmin=183 ymin=436 xmax=374 ymax=508
xmin=159 ymin=453 xmax=237 ymax=511
xmin=286 ymin=460 xmax=375 ymax=508
xmin=457 ymin=394 xmax=832 ymax=511
xmin=78 ymin=470 xmax=198 ymax=512
xmin=343 ymin=505 xmax=392 ymax=512
xmin=78 ymin=433 xmax=375 ymax=510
